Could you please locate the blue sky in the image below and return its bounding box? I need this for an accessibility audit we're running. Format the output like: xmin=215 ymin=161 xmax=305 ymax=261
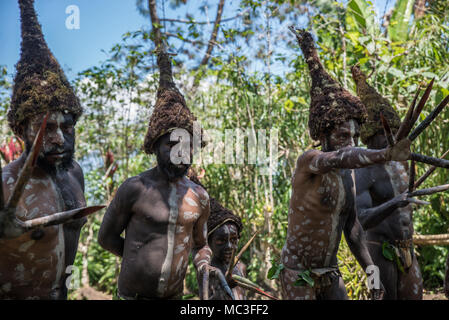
xmin=0 ymin=0 xmax=396 ymax=81
xmin=0 ymin=0 xmax=151 ymax=79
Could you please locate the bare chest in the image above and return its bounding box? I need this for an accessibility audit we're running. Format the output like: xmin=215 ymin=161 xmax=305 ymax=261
xmin=377 ymin=162 xmax=409 ymax=198
xmin=132 ymin=186 xmax=204 ymax=236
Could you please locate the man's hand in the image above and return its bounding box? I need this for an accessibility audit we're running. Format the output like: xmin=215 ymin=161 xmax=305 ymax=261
xmin=386 ymin=139 xmax=411 ymax=161
xmin=198 ymin=264 xmax=234 ymax=300
xmin=393 ymin=193 xmax=414 ymax=209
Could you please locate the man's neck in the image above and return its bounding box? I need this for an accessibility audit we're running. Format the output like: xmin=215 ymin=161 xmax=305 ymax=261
xmin=154 ymin=165 xmax=184 ymax=183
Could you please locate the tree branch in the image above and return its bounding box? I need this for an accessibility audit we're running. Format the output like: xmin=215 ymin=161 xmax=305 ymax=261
xmin=160 ymin=13 xmax=243 ymax=25
xmin=165 ymin=32 xmax=205 ymax=46
xmin=199 ymin=0 xmax=226 ymax=67
xmin=148 ymin=0 xmax=164 ymax=51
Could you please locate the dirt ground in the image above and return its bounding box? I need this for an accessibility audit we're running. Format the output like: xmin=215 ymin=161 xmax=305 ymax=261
xmin=423 ymin=288 xmax=447 ymax=300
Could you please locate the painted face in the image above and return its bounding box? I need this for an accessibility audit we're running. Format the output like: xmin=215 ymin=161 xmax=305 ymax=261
xmin=155 ymin=133 xmax=192 ymax=181
xmin=326 ymin=119 xmax=360 ymax=151
xmin=209 ymin=222 xmax=239 ymax=265
xmin=25 ymin=111 xmax=75 ymax=168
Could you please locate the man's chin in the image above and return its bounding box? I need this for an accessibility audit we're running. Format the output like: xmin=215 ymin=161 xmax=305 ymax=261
xmin=38 ymin=152 xmax=74 ymax=171
xmin=163 ymin=164 xmax=190 ymax=181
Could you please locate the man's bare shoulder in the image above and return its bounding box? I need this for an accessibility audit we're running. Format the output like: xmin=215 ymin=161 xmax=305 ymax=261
xmin=185 ymin=178 xmax=209 ymax=206
xmin=1 ymin=157 xmax=23 ymax=181
xmin=115 ymin=172 xmax=148 ymax=200
xmin=295 ymin=149 xmax=323 ymax=171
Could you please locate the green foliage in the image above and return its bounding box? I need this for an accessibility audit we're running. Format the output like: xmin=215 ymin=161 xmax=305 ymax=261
xmin=338 ymin=237 xmax=370 ymax=300
xmin=294 ymin=270 xmax=315 ymax=287
xmin=388 ymin=0 xmax=415 ymax=42
xmin=267 ymin=257 xmax=284 ymax=280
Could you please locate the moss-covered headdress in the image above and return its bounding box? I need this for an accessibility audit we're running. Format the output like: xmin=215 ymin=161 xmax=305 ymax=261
xmin=351 ymin=65 xmax=401 ymax=145
xmin=292 ymin=29 xmax=366 ymax=140
xmin=143 ymin=50 xmax=197 ymax=154
xmin=187 ymin=170 xmax=243 ymax=238
xmin=8 ymin=0 xmax=82 ymax=137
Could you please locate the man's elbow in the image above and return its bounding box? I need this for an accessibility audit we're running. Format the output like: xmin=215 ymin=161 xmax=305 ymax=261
xmin=97 ymin=228 xmax=111 ymax=251
xmin=357 ymin=212 xmax=373 ymax=230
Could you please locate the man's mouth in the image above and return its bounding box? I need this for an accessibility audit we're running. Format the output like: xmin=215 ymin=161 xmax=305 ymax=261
xmin=223 ymin=251 xmax=233 ymax=260
xmin=46 ymin=151 xmax=67 ymax=159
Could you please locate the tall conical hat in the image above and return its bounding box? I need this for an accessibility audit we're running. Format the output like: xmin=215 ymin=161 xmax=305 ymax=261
xmin=143 ymin=51 xmax=197 ymax=154
xmin=351 ymin=65 xmax=401 ymax=144
xmin=187 ymin=170 xmax=242 ymax=237
xmin=293 ymin=29 xmax=366 ymax=140
xmin=8 ymin=0 xmax=82 ymax=137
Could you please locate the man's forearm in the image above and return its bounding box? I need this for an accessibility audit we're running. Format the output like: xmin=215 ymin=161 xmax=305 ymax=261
xmin=193 ymin=245 xmax=212 ymax=271
xmin=321 ymin=147 xmax=387 ymax=170
xmin=98 ymin=234 xmax=124 ymax=257
xmin=358 ymin=197 xmax=402 ymax=230
xmin=346 ymin=222 xmax=374 ymax=271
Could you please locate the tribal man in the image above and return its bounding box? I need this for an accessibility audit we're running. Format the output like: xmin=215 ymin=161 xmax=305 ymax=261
xmin=351 ymin=65 xmax=424 ymax=300
xmin=188 ymin=172 xmax=246 ymax=300
xmin=98 ymin=50 xmax=231 ymax=300
xmin=280 ymin=28 xmax=412 ymax=300
xmin=0 ymin=0 xmax=101 ymax=299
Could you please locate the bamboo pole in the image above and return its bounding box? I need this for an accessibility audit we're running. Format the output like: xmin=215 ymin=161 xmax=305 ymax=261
xmin=413 ymin=234 xmax=449 ymax=246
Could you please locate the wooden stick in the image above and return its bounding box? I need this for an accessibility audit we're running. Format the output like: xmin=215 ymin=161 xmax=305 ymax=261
xmin=411 ymin=153 xmax=449 ymax=169
xmin=232 ymin=275 xmax=279 ymax=300
xmin=5 ymin=113 xmax=48 ymax=211
xmin=414 ymin=239 xmax=449 ymax=246
xmin=414 ymin=149 xmax=449 ymax=189
xmin=408 ymin=78 xmax=434 ymax=135
xmin=20 ymin=205 xmax=105 ymax=230
xmin=409 ymin=94 xmax=449 ymax=141
xmin=413 ymin=234 xmax=449 ymax=246
xmin=217 ymin=268 xmax=234 ymax=300
xmin=408 ymin=184 xmax=449 ymax=197
xmin=395 ymin=85 xmax=420 ymax=141
xmin=407 ymin=198 xmax=430 ymax=206
xmin=232 ymin=231 xmax=259 ymax=270
xmin=380 ymin=113 xmax=395 ymax=146
xmin=414 ymin=234 xmax=449 ymax=241
xmin=225 ymin=248 xmax=236 ymax=278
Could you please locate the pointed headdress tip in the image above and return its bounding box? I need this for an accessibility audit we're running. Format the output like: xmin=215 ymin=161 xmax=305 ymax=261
xmin=350 ymin=63 xmax=365 ymax=83
xmin=351 ymin=66 xmax=401 ymax=144
xmin=9 ymin=0 xmax=82 ymax=136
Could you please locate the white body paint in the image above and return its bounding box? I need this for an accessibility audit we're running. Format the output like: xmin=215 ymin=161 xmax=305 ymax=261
xmin=157 ymin=184 xmax=179 ymax=296
xmin=324 ymin=172 xmax=345 ymax=266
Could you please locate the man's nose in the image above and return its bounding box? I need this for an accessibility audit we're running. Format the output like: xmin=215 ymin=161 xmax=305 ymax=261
xmin=49 ymin=128 xmax=65 ymax=146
